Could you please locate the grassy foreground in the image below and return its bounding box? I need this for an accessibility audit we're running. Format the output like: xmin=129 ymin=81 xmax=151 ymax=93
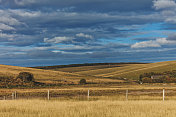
xmin=0 ymin=100 xmax=176 ymax=117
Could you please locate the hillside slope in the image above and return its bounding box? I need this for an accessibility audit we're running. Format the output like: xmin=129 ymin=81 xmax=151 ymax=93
xmin=50 ymin=61 xmax=176 ymax=80
xmin=0 ymin=64 xmax=83 ymax=83
xmin=5 ymin=61 xmax=174 ymax=83
xmin=0 ymin=64 xmax=124 ymax=84
xmin=76 ymin=61 xmax=176 ymax=80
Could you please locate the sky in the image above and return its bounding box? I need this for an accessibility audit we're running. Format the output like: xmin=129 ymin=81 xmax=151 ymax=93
xmin=1 ymin=0 xmax=176 ymax=66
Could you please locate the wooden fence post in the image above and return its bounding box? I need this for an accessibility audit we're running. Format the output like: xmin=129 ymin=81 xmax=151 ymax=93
xmin=163 ymin=88 xmax=165 ymax=101
xmin=48 ymin=90 xmax=50 ymax=100
xmin=12 ymin=93 xmax=14 ymax=100
xmin=88 ymin=89 xmax=90 ymax=100
xmin=126 ymin=89 xmax=128 ymax=101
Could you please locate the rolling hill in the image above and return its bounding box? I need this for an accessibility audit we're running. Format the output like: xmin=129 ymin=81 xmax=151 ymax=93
xmin=0 ymin=61 xmax=176 ymax=85
xmin=0 ymin=64 xmax=124 ymax=84
xmin=35 ymin=61 xmax=176 ymax=80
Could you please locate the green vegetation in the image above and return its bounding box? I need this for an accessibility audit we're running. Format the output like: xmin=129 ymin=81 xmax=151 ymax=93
xmin=17 ymin=72 xmax=34 ymax=82
xmin=79 ymin=79 xmax=87 ymax=85
xmin=140 ymin=70 xmax=176 ymax=83
xmin=0 ymin=72 xmax=37 ymax=88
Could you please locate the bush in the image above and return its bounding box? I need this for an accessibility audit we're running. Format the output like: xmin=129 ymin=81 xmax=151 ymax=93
xmin=79 ymin=79 xmax=86 ymax=84
xmin=142 ymin=77 xmax=153 ymax=83
xmin=0 ymin=76 xmax=14 ymax=82
xmin=17 ymin=72 xmax=34 ymax=82
xmin=0 ymin=75 xmax=15 ymax=87
xmin=139 ymin=75 xmax=143 ymax=82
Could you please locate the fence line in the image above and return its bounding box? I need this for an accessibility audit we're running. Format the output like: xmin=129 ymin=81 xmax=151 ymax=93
xmin=0 ymin=89 xmax=173 ymax=101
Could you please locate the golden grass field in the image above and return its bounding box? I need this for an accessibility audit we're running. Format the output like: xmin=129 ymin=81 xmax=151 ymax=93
xmin=0 ymin=84 xmax=176 ymax=117
xmin=55 ymin=61 xmax=176 ymax=80
xmin=1 ymin=61 xmax=176 ymax=100
xmin=1 ymin=61 xmax=176 ymax=116
xmin=1 ymin=61 xmax=176 ymax=84
xmin=0 ymin=64 xmax=125 ymax=84
xmin=1 ymin=99 xmax=176 ymax=117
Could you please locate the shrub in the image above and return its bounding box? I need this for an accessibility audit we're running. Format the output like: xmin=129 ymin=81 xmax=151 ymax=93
xmin=0 ymin=76 xmax=14 ymax=82
xmin=170 ymin=78 xmax=176 ymax=83
xmin=0 ymin=75 xmax=14 ymax=87
xmin=79 ymin=79 xmax=86 ymax=84
xmin=159 ymin=76 xmax=168 ymax=83
xmin=139 ymin=75 xmax=143 ymax=82
xmin=17 ymin=72 xmax=34 ymax=82
xmin=142 ymin=77 xmax=153 ymax=83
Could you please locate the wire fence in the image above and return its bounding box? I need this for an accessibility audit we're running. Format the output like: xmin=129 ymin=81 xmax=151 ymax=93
xmin=1 ymin=88 xmax=176 ymax=101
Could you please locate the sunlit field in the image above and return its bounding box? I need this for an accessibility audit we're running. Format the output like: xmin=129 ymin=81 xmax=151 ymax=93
xmin=0 ymin=99 xmax=176 ymax=117
xmin=73 ymin=61 xmax=176 ymax=80
xmin=1 ymin=62 xmax=176 ymax=117
xmin=1 ymin=61 xmax=176 ymax=84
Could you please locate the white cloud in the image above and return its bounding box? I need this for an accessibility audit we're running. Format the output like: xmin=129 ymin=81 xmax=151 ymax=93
xmin=156 ymin=38 xmax=169 ymax=44
xmin=131 ymin=37 xmax=176 ymax=48
xmin=131 ymin=40 xmax=161 ymax=48
xmin=153 ymin=0 xmax=176 ymax=24
xmin=14 ymin=0 xmax=36 ymax=6
xmin=0 ymin=23 xmax=15 ymax=30
xmin=44 ymin=36 xmax=74 ymax=44
xmin=8 ymin=9 xmax=42 ymax=18
xmin=153 ymin=0 xmax=176 ymax=10
xmin=0 ymin=10 xmax=22 ymax=26
xmin=0 ymin=16 xmax=21 ymax=26
xmin=44 ymin=33 xmax=94 ymax=45
xmin=76 ymin=33 xmax=93 ymax=39
xmin=0 ymin=33 xmax=14 ymax=38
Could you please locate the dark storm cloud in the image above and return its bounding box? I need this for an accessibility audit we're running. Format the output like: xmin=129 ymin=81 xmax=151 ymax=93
xmin=0 ymin=7 xmax=161 ymax=48
xmin=1 ymin=0 xmax=153 ymax=12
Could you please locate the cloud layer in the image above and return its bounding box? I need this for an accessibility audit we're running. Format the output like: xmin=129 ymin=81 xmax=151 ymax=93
xmin=0 ymin=0 xmax=176 ymax=66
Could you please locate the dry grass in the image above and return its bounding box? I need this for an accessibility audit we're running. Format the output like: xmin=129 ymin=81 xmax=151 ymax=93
xmin=0 ymin=64 xmax=81 ymax=80
xmin=72 ymin=61 xmax=176 ymax=80
xmin=1 ymin=61 xmax=176 ymax=84
xmin=0 ymin=64 xmax=123 ymax=84
xmin=54 ymin=64 xmax=124 ymax=72
xmin=0 ymin=99 xmax=176 ymax=117
xmin=0 ymin=84 xmax=176 ymax=100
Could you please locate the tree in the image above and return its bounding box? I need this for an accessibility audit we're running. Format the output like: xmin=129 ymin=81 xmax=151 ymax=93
xmin=79 ymin=79 xmax=86 ymax=85
xmin=17 ymin=72 xmax=34 ymax=82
